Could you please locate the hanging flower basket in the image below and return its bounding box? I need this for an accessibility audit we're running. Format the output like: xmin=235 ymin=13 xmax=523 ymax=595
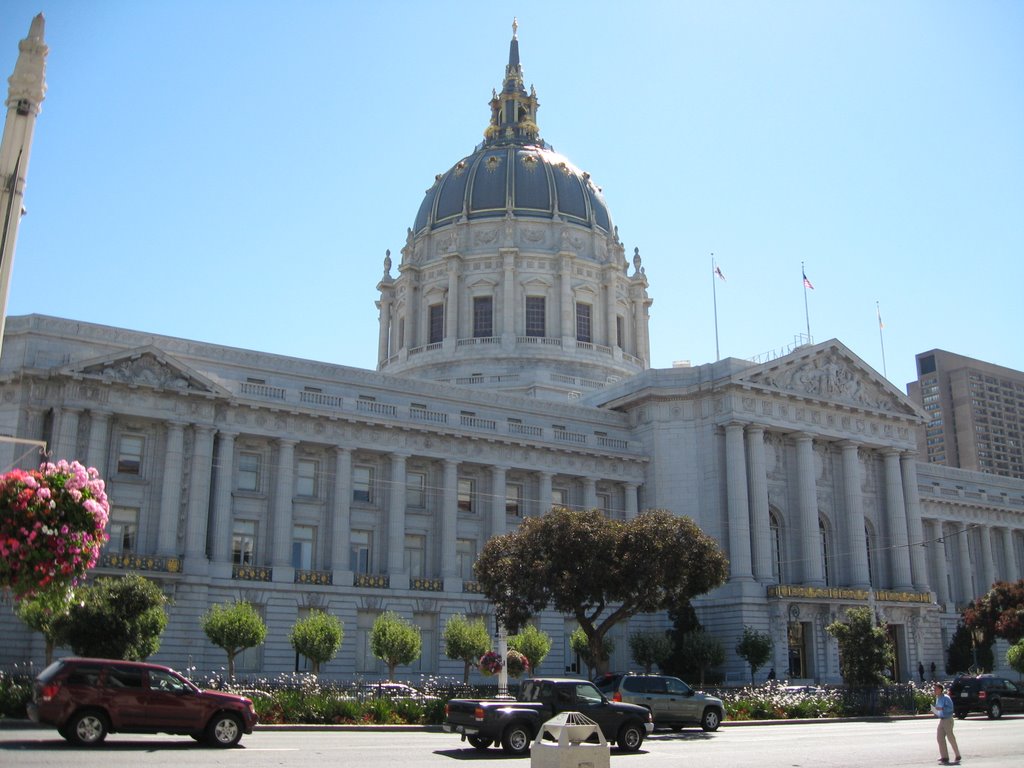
xmin=506 ymin=649 xmax=530 ymax=679
xmin=0 ymin=460 xmax=109 ymax=600
xmin=479 ymin=650 xmax=503 ymax=677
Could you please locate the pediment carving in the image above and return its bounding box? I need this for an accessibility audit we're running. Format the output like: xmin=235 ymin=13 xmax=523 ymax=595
xmin=64 ymin=346 xmax=226 ymax=396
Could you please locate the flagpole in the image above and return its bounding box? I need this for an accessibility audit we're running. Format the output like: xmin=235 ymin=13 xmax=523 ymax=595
xmin=801 ymin=261 xmax=811 ymax=341
xmin=712 ymin=253 xmax=720 ymax=361
xmin=876 ymin=301 xmax=888 ymax=379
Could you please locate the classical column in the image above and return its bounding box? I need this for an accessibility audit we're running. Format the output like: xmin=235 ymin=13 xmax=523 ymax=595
xmin=928 ymin=520 xmax=950 ymax=605
xmin=977 ymin=524 xmax=995 ymax=593
xmin=794 ymin=433 xmax=824 ymax=585
xmin=840 ymin=441 xmax=870 ymax=589
xmin=445 ymin=254 xmax=460 ymax=343
xmin=582 ymin=476 xmax=598 ymax=511
xmin=1002 ymin=527 xmax=1020 ymax=583
xmin=210 ymin=431 xmax=237 ymax=563
xmin=724 ymin=422 xmax=753 ymax=581
xmin=603 ymin=268 xmax=617 ymax=349
xmin=490 ymin=465 xmax=508 ymax=538
xmin=956 ymin=525 xmax=974 ymax=604
xmin=271 ymin=439 xmax=297 ymax=567
xmin=537 ymin=471 xmax=553 ymax=515
xmin=184 ymin=425 xmax=215 ymax=564
xmin=157 ymin=421 xmax=185 ymax=555
xmin=330 ymin=447 xmax=352 ymax=572
xmin=387 ymin=452 xmax=408 ymax=574
xmin=623 ymin=482 xmax=638 ymax=520
xmin=376 ymin=295 xmax=392 ymax=362
xmin=85 ymin=410 xmax=110 ymax=472
xmin=440 ymin=459 xmax=459 ymax=580
xmin=55 ymin=406 xmax=80 ymax=461
xmin=746 ymin=426 xmax=773 ymax=582
xmin=559 ymin=253 xmax=574 ymax=341
xmin=882 ymin=449 xmax=913 ymax=590
xmin=501 ymin=249 xmax=516 ymax=343
xmin=900 ymin=454 xmax=929 ymax=591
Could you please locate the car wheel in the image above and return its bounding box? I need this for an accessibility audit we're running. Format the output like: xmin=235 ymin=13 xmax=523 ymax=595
xmin=206 ymin=713 xmax=243 ymax=747
xmin=701 ymin=707 xmax=722 ymax=732
xmin=467 ymin=735 xmax=492 ymax=751
xmin=987 ymin=700 xmax=1002 ymax=719
xmin=67 ymin=710 xmax=108 ymax=746
xmin=617 ymin=722 xmax=645 ymax=752
xmin=501 ymin=722 xmax=533 ymax=755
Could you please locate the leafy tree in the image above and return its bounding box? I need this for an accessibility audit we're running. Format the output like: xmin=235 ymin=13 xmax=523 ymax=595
xmin=1007 ymin=640 xmax=1024 ymax=679
xmin=945 ymin=621 xmax=994 ymax=674
xmin=288 ymin=610 xmax=344 ymax=675
xmin=508 ymin=624 xmax=552 ymax=674
xmin=370 ymin=611 xmax=422 ymax=680
xmin=628 ymin=631 xmax=672 ymax=674
xmin=662 ymin=600 xmax=704 ymax=678
xmin=675 ymin=631 xmax=725 ymax=687
xmin=51 ymin=573 xmax=168 ymax=660
xmin=962 ymin=580 xmax=1024 ymax=645
xmin=442 ymin=614 xmax=490 ymax=683
xmin=474 ymin=508 xmax=728 ymax=676
xmin=826 ymin=607 xmax=893 ymax=686
xmin=202 ymin=601 xmax=267 ymax=682
xmin=15 ymin=590 xmax=74 ymax=666
xmin=735 ymin=626 xmax=773 ymax=685
xmin=570 ymin=626 xmax=614 ymax=678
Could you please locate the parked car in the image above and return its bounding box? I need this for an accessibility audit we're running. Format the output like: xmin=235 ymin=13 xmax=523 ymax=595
xmin=780 ymin=685 xmax=825 ymax=695
xmin=27 ymin=657 xmax=258 ymax=747
xmin=357 ymin=681 xmax=440 ymax=703
xmin=949 ymin=674 xmax=1024 ymax=719
xmin=593 ymin=673 xmax=725 ymax=731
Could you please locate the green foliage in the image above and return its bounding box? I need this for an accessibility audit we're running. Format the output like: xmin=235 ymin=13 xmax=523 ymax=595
xmin=475 ymin=508 xmax=728 ymax=676
xmin=370 ymin=611 xmax=422 ymax=680
xmin=735 ymin=626 xmax=774 ymax=685
xmin=508 ymin=624 xmax=552 ymax=674
xmin=1006 ymin=640 xmax=1024 ymax=677
xmin=0 ymin=670 xmax=33 ymax=719
xmin=15 ymin=590 xmax=74 ymax=666
xmin=202 ymin=601 xmax=267 ymax=681
xmin=946 ymin=621 xmax=994 ymax=674
xmin=50 ymin=573 xmax=168 ymax=660
xmin=570 ymin=626 xmax=614 ymax=678
xmin=674 ymin=631 xmax=725 ymax=686
xmin=628 ymin=631 xmax=673 ymax=674
xmin=962 ymin=580 xmax=1024 ymax=644
xmin=289 ymin=610 xmax=344 ymax=674
xmin=826 ymin=607 xmax=893 ymax=686
xmin=442 ymin=614 xmax=491 ymax=682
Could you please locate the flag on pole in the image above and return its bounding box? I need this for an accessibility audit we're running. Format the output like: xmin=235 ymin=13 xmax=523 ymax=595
xmin=876 ymin=305 xmax=884 ymax=329
xmin=714 ymin=265 xmax=726 ymax=281
xmin=802 ymin=269 xmax=814 ymax=290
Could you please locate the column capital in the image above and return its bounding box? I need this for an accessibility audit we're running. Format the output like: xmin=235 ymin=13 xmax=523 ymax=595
xmin=837 ymin=439 xmax=860 ymax=451
xmin=745 ymin=423 xmax=767 ymax=436
xmin=791 ymin=431 xmax=815 ymax=444
xmin=332 ymin=445 xmax=352 ymax=457
xmin=277 ymin=437 xmax=298 ymax=448
xmin=216 ymin=429 xmax=239 ymax=441
xmin=724 ymin=420 xmax=747 ymax=433
xmin=164 ymin=418 xmax=186 ymax=431
xmin=390 ymin=450 xmax=411 ymax=461
xmin=900 ymin=449 xmax=920 ymax=461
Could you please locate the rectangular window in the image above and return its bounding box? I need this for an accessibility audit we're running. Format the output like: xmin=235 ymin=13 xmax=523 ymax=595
xmin=456 ymin=538 xmax=476 ymax=580
xmin=506 ymin=483 xmax=523 ymax=516
xmin=458 ymin=478 xmax=475 ymax=513
xmin=616 ymin=316 xmax=625 ymax=349
xmin=473 ymin=296 xmax=493 ymax=338
xmin=292 ymin=525 xmax=315 ymax=570
xmin=597 ymin=492 xmax=612 ymax=516
xmin=232 ymin=520 xmax=256 ymax=565
xmin=406 ymin=470 xmax=426 ymax=508
xmin=525 ymin=296 xmax=546 ymax=337
xmin=404 ymin=534 xmax=426 ymax=579
xmin=296 ymin=459 xmax=318 ymax=498
xmin=107 ymin=507 xmax=138 ymax=554
xmin=117 ymin=434 xmax=145 ymax=475
xmin=353 ymin=466 xmax=374 ymax=504
xmin=428 ymin=304 xmax=444 ymax=344
xmin=237 ymin=451 xmax=261 ymax=492
xmin=351 ymin=530 xmax=372 ymax=574
xmin=552 ymin=488 xmax=568 ymax=509
xmin=576 ymin=303 xmax=592 ymax=343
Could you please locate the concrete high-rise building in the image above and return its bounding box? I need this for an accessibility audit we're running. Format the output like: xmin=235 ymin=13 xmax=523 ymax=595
xmin=908 ymin=350 xmax=1024 ymax=480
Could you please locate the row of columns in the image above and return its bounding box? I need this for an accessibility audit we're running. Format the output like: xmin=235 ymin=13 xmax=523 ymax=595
xmin=927 ymin=518 xmax=1022 ymax=606
xmin=723 ymin=422 xmax=930 ymax=592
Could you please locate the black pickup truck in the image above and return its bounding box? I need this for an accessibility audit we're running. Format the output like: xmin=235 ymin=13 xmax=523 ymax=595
xmin=443 ymin=677 xmax=654 ymax=755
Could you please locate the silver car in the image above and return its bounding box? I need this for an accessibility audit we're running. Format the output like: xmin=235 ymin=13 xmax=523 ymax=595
xmin=594 ymin=673 xmax=725 ymax=731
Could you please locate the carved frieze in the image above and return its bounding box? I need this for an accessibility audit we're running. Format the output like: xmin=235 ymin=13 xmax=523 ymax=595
xmin=749 ymin=351 xmax=898 ymax=412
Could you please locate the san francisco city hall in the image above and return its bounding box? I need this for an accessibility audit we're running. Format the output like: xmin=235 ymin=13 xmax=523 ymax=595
xmin=1 ymin=25 xmax=1022 ymax=684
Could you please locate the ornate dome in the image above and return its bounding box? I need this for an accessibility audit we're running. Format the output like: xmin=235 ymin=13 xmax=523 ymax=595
xmin=413 ymin=21 xmax=612 ymax=236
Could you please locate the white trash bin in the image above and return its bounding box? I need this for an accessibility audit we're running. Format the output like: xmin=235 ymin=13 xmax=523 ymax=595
xmin=529 ymin=711 xmax=610 ymax=768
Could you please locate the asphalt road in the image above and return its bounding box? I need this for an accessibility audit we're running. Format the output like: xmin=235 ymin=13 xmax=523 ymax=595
xmin=1 ymin=716 xmax=1022 ymax=768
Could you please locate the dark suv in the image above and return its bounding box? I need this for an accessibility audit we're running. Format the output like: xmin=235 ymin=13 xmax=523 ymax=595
xmin=594 ymin=673 xmax=725 ymax=731
xmin=949 ymin=674 xmax=1024 ymax=719
xmin=27 ymin=658 xmax=258 ymax=746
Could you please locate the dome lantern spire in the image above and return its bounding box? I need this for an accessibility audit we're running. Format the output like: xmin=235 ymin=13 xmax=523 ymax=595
xmin=484 ymin=19 xmax=541 ymax=146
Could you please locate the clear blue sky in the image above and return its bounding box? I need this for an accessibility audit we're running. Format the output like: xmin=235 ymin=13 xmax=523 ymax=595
xmin=2 ymin=1 xmax=1022 ymax=392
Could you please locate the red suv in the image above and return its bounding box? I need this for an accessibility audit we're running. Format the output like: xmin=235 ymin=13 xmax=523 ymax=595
xmin=27 ymin=658 xmax=258 ymax=747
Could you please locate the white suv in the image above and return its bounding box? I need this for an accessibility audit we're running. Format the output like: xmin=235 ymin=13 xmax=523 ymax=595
xmin=594 ymin=673 xmax=725 ymax=731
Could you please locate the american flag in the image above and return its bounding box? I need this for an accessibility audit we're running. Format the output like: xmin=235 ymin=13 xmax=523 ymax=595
xmin=714 ymin=266 xmax=726 ymax=281
xmin=802 ymin=270 xmax=814 ymax=290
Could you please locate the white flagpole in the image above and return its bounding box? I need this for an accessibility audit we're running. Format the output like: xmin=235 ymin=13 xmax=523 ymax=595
xmin=712 ymin=254 xmax=720 ymax=361
xmin=876 ymin=301 xmax=888 ymax=379
xmin=801 ymin=261 xmax=811 ymax=342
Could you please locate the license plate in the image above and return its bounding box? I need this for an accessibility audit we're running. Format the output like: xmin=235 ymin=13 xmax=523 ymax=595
xmin=960 ymin=692 xmax=968 ymax=697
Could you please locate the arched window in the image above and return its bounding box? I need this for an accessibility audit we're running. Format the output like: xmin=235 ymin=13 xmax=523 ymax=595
xmin=769 ymin=510 xmax=783 ymax=583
